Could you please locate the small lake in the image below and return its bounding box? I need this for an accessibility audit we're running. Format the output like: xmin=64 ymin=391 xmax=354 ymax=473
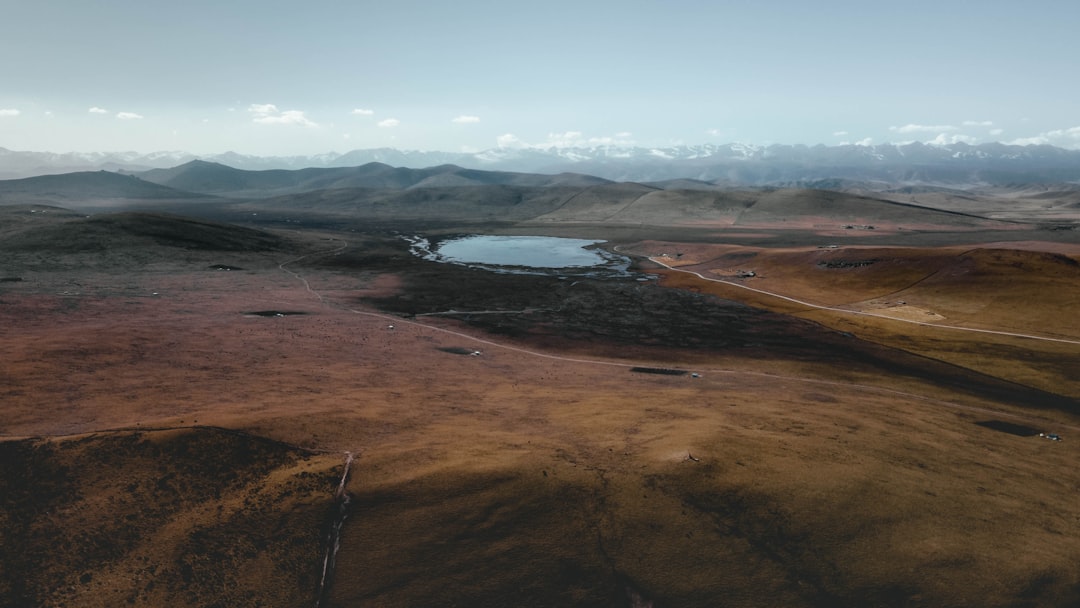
xmin=408 ymin=235 xmax=635 ymax=277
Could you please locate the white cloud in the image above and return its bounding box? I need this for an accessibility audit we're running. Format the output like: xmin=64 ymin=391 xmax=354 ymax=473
xmin=496 ymin=133 xmax=524 ymax=148
xmin=248 ymin=103 xmax=277 ymax=116
xmin=1006 ymin=135 xmax=1049 ymax=146
xmin=705 ymin=128 xmax=724 ymax=137
xmin=832 ymin=130 xmax=849 ymax=137
xmin=889 ymin=124 xmax=957 ymax=134
xmin=377 ymin=118 xmax=400 ymax=128
xmin=544 ymin=131 xmax=585 ymax=147
xmin=249 ymin=103 xmax=318 ymax=127
xmin=116 ymin=112 xmax=143 ymax=120
xmin=928 ymin=133 xmax=977 ymax=145
xmin=989 ymin=128 xmax=1004 ymax=136
xmin=351 ymin=108 xmax=374 ymax=116
xmin=962 ymin=120 xmax=994 ymax=127
xmin=838 ymin=137 xmax=873 ymax=146
xmin=589 ymin=134 xmax=636 ymax=146
xmin=548 ymin=131 xmax=635 ymax=148
xmin=264 ymin=111 xmax=317 ymax=127
xmin=495 ymin=131 xmax=635 ymax=150
xmin=452 ymin=115 xmax=480 ymax=124
xmin=542 ymin=131 xmax=627 ymax=147
xmin=89 ymin=107 xmax=108 ymax=114
xmin=0 ymin=108 xmax=19 ymax=117
xmin=1006 ymin=126 xmax=1080 ymax=148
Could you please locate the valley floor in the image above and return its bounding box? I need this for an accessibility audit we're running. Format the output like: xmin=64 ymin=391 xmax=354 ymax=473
xmin=2 ymin=223 xmax=1079 ymax=607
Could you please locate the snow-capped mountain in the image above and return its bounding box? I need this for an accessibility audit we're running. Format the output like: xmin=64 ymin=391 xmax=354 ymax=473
xmin=2 ymin=143 xmax=1080 ymax=186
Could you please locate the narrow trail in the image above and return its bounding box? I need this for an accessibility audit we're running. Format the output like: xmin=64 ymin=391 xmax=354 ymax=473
xmin=414 ymin=307 xmax=550 ymax=316
xmin=644 ymin=255 xmax=1080 ymax=346
xmin=315 ymin=451 xmax=354 ymax=608
xmin=282 ymin=242 xmax=357 ymax=607
xmin=278 ymin=241 xmax=349 ymax=304
xmin=281 ymin=241 xmax=1080 ymax=434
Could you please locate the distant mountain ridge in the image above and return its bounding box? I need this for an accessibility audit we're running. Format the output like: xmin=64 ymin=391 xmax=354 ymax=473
xmin=0 ymin=160 xmax=1069 ymax=230
xmin=3 ymin=143 xmax=1080 ymax=187
xmin=136 ymin=160 xmax=611 ymax=197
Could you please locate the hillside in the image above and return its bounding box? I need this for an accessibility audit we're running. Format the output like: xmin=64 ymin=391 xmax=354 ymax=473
xmin=0 ymin=428 xmax=340 ymax=608
xmin=0 ymin=210 xmax=286 ymax=254
xmin=731 ymin=189 xmax=1014 ymax=229
xmin=137 ymin=161 xmax=612 ymax=198
xmin=240 ymin=180 xmax=1030 ymax=232
xmin=245 ymin=184 xmax=584 ymax=223
xmin=0 ymin=171 xmax=208 ymax=204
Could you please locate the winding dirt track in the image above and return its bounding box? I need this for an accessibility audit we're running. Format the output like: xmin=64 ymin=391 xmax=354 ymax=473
xmin=645 ymin=256 xmax=1080 ymax=346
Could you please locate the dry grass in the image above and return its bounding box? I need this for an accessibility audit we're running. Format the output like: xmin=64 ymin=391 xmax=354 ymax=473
xmin=629 ymin=240 xmax=1080 ymax=399
xmin=2 ymin=226 xmax=1079 ymax=607
xmin=0 ymin=429 xmax=341 ymax=607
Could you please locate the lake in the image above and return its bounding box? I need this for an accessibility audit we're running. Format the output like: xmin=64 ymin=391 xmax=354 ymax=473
xmin=407 ymin=235 xmax=635 ymax=277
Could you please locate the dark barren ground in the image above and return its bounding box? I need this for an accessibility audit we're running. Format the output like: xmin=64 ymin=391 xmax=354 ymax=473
xmin=2 ymin=183 xmax=1079 ymax=607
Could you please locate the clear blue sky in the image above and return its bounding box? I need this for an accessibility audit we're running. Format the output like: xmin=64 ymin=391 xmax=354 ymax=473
xmin=2 ymin=0 xmax=1078 ymax=155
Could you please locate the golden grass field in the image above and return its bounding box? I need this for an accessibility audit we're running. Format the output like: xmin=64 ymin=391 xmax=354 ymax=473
xmin=2 ymin=209 xmax=1079 ymax=606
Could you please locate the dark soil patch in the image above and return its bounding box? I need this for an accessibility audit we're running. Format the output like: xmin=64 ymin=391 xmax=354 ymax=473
xmin=438 ymin=346 xmax=480 ymax=355
xmin=0 ymin=277 xmax=22 ymax=282
xmin=817 ymin=259 xmax=879 ymax=269
xmin=349 ymin=237 xmax=823 ymax=356
xmin=975 ymin=420 xmax=1041 ymax=437
xmin=245 ymin=310 xmax=309 ymax=317
xmin=630 ymin=367 xmax=688 ymax=376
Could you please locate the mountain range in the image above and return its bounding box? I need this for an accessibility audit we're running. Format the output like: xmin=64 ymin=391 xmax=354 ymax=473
xmin=4 ymin=142 xmax=1080 ymax=187
xmin=5 ymin=159 xmax=1065 ymax=232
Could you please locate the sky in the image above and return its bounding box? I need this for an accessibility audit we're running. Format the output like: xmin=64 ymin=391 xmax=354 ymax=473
xmin=2 ymin=0 xmax=1079 ymax=155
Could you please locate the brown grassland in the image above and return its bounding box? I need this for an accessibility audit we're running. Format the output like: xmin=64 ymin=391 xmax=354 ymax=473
xmin=1 ymin=200 xmax=1079 ymax=607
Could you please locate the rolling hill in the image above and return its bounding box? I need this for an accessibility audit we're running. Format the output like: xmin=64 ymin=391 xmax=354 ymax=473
xmin=238 ymin=180 xmax=1029 ymax=231
xmin=137 ymin=161 xmax=612 ymax=198
xmin=0 ymin=171 xmax=210 ymax=205
xmin=1 ymin=161 xmax=1069 ymax=233
xmin=0 ymin=211 xmax=286 ymax=253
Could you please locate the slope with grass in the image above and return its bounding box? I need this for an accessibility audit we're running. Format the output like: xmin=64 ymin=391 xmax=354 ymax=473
xmin=0 ymin=428 xmax=342 ymax=608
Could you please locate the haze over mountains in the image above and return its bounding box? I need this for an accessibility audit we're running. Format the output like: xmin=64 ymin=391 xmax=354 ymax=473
xmin=4 ymin=142 xmax=1080 ymax=187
